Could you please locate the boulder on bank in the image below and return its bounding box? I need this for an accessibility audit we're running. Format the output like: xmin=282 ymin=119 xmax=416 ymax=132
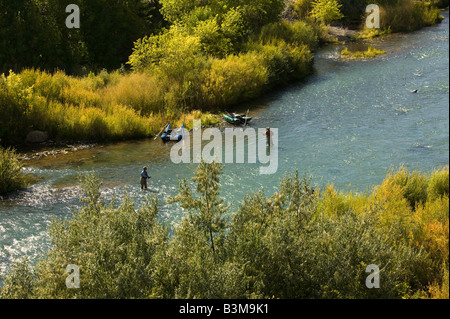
xmin=26 ymin=131 xmax=48 ymax=143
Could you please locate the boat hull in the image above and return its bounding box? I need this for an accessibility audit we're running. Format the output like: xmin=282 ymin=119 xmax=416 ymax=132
xmin=223 ymin=114 xmax=252 ymax=125
xmin=161 ymin=124 xmax=185 ymax=143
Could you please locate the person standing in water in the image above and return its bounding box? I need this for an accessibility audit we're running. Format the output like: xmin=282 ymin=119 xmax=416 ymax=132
xmin=264 ymin=127 xmax=272 ymax=147
xmin=140 ymin=167 xmax=151 ymax=190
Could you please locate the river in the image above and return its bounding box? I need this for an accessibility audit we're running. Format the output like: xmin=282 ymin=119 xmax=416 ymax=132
xmin=1 ymin=12 xmax=449 ymax=283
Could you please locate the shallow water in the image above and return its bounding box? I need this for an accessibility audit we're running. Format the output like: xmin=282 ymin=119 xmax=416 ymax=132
xmin=1 ymin=12 xmax=449 ymax=282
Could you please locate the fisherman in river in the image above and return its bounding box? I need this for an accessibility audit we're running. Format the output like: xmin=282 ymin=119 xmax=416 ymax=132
xmin=264 ymin=127 xmax=272 ymax=147
xmin=140 ymin=166 xmax=151 ymax=190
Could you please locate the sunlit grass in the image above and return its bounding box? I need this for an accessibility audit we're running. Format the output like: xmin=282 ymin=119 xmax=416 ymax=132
xmin=341 ymin=46 xmax=387 ymax=59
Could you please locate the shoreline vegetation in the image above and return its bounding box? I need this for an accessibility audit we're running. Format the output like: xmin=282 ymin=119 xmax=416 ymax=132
xmin=0 ymin=1 xmax=447 ymax=149
xmin=0 ymin=0 xmax=447 ymax=194
xmin=340 ymin=46 xmax=387 ymax=58
xmin=0 ymin=147 xmax=29 ymax=194
xmin=0 ymin=163 xmax=448 ymax=299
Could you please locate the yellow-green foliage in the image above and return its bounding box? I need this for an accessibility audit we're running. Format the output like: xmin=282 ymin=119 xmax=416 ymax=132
xmin=291 ymin=0 xmax=314 ymax=19
xmin=411 ymin=196 xmax=449 ymax=262
xmin=0 ymin=69 xmax=225 ymax=143
xmin=378 ymin=0 xmax=442 ymax=32
xmin=357 ymin=27 xmax=392 ymax=40
xmin=102 ymin=72 xmax=166 ymax=115
xmin=310 ymin=0 xmax=344 ymax=23
xmin=319 ymin=166 xmax=449 ymax=297
xmin=1 ymin=165 xmax=448 ymax=299
xmin=428 ymin=265 xmax=449 ymax=299
xmin=383 ymin=167 xmax=430 ymax=209
xmin=201 ymin=52 xmax=269 ymax=108
xmin=428 ymin=167 xmax=449 ymax=201
xmin=0 ymin=69 xmax=158 ymax=143
xmin=176 ymin=111 xmax=220 ymax=131
xmin=0 ymin=147 xmax=27 ymax=194
xmin=318 ymin=185 xmax=368 ymax=218
xmin=256 ymin=20 xmax=320 ymax=51
xmin=341 ymin=46 xmax=387 ymax=58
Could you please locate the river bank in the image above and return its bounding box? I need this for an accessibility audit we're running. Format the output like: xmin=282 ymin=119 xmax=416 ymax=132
xmin=11 ymin=12 xmax=446 ymax=163
xmin=3 ymin=3 xmax=446 ymax=150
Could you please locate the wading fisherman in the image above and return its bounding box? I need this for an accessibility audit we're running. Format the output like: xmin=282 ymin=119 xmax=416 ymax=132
xmin=264 ymin=127 xmax=272 ymax=147
xmin=140 ymin=166 xmax=151 ymax=190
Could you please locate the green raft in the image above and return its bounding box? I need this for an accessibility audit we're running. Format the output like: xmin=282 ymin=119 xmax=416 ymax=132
xmin=222 ymin=113 xmax=252 ymax=125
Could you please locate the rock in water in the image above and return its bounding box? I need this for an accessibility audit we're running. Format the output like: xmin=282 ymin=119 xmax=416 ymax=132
xmin=26 ymin=131 xmax=48 ymax=143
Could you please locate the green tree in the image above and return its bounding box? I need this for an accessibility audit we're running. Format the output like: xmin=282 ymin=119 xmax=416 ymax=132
xmin=169 ymin=162 xmax=229 ymax=253
xmin=310 ymin=0 xmax=344 ymax=23
xmin=165 ymin=161 xmax=247 ymax=298
xmin=0 ymin=0 xmax=165 ymax=74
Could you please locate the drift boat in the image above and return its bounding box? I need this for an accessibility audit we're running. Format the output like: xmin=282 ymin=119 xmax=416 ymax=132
xmin=222 ymin=113 xmax=252 ymax=125
xmin=161 ymin=124 xmax=185 ymax=143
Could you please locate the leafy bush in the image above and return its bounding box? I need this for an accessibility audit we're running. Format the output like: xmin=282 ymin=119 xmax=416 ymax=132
xmin=310 ymin=0 xmax=344 ymax=23
xmin=31 ymin=173 xmax=168 ymax=299
xmin=0 ymin=258 xmax=35 ymax=299
xmin=376 ymin=167 xmax=429 ymax=209
xmin=292 ymin=0 xmax=314 ymax=19
xmin=428 ymin=167 xmax=449 ymax=202
xmin=1 ymin=165 xmax=448 ymax=299
xmin=256 ymin=20 xmax=320 ymax=50
xmin=0 ymin=147 xmax=28 ymax=194
xmin=230 ymin=171 xmax=433 ymax=299
xmin=428 ymin=264 xmax=449 ymax=299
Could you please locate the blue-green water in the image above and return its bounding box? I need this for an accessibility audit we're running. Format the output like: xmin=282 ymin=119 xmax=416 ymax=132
xmin=1 ymin=13 xmax=449 ymax=282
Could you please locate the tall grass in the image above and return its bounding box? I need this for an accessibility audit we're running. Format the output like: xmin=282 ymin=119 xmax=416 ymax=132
xmin=378 ymin=0 xmax=443 ymax=32
xmin=341 ymin=46 xmax=387 ymax=58
xmin=0 ymin=69 xmax=204 ymax=144
xmin=102 ymin=72 xmax=166 ymax=115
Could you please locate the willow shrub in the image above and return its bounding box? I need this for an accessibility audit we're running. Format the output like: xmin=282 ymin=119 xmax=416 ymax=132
xmin=366 ymin=167 xmax=448 ymax=279
xmin=2 ymin=165 xmax=446 ymax=299
xmin=164 ymin=162 xmax=248 ymax=298
xmin=428 ymin=167 xmax=449 ymax=202
xmin=28 ymin=173 xmax=168 ymax=299
xmin=0 ymin=258 xmax=36 ymax=299
xmin=0 ymin=147 xmax=27 ymax=194
xmin=230 ymin=172 xmax=433 ymax=299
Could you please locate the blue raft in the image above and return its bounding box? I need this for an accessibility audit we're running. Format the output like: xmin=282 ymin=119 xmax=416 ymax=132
xmin=161 ymin=124 xmax=185 ymax=143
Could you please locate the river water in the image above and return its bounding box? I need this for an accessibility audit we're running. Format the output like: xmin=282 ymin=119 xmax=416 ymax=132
xmin=1 ymin=12 xmax=449 ymax=282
